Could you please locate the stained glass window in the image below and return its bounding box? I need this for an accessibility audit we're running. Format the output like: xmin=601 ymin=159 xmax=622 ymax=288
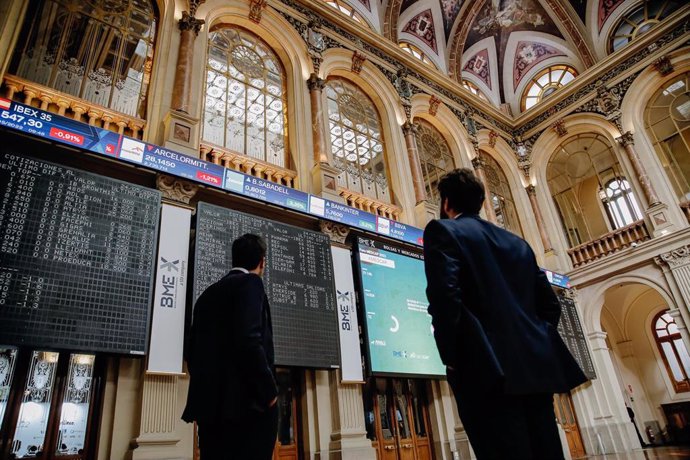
xmin=414 ymin=119 xmax=454 ymax=204
xmin=609 ymin=0 xmax=678 ymax=53
xmin=481 ymin=152 xmax=523 ymax=237
xmin=645 ymin=72 xmax=690 ymax=202
xmin=203 ymin=26 xmax=288 ymax=168
xmin=326 ymin=78 xmax=390 ymax=202
xmin=10 ymin=0 xmax=157 ymax=118
xmin=521 ymin=65 xmax=577 ymax=111
xmin=654 ymin=311 xmax=690 ymax=392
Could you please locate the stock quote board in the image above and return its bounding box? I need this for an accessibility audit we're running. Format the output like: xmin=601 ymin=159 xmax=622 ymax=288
xmin=557 ymin=295 xmax=596 ymax=380
xmin=193 ymin=202 xmax=340 ymax=368
xmin=0 ymin=152 xmax=161 ymax=354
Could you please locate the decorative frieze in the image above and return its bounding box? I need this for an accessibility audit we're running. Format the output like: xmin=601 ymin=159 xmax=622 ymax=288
xmin=488 ymin=130 xmax=498 ymax=148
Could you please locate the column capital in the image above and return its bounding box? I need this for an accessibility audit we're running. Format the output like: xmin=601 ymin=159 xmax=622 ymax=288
xmin=656 ymin=244 xmax=690 ymax=269
xmin=401 ymin=120 xmax=418 ymax=136
xmin=616 ymin=131 xmax=635 ymax=147
xmin=525 ymin=184 xmax=536 ymax=196
xmin=307 ymin=73 xmax=326 ymax=91
xmin=178 ymin=11 xmax=204 ymax=35
xmin=320 ymin=220 xmax=350 ymax=244
xmin=471 ymin=155 xmax=485 ymax=170
xmin=156 ymin=175 xmax=199 ymax=204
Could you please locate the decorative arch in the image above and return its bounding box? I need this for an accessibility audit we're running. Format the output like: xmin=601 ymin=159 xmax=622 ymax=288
xmin=397 ymin=3 xmax=446 ymax=71
xmin=460 ymin=37 xmax=500 ymax=106
xmin=582 ymin=274 xmax=676 ymax=337
xmin=619 ymin=46 xmax=690 ymax=229
xmin=410 ymin=93 xmax=474 ymax=169
xmin=530 ymin=114 xmax=632 ymax=263
xmin=320 ymin=48 xmax=413 ymax=213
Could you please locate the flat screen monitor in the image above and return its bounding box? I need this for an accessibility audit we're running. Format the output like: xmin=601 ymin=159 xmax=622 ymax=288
xmin=355 ymin=237 xmax=445 ymax=378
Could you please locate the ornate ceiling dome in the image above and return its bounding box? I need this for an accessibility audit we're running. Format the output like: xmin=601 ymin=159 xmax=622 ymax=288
xmin=321 ymin=0 xmax=685 ymax=114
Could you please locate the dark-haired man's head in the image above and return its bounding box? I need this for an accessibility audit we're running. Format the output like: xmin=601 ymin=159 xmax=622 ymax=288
xmin=232 ymin=234 xmax=267 ymax=275
xmin=437 ymin=168 xmax=485 ymax=219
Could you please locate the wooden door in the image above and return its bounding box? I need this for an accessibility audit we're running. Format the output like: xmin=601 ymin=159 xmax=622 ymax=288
xmin=554 ymin=393 xmax=586 ymax=459
xmin=391 ymin=380 xmax=415 ymax=460
xmin=408 ymin=380 xmax=433 ymax=460
xmin=365 ymin=378 xmax=435 ymax=460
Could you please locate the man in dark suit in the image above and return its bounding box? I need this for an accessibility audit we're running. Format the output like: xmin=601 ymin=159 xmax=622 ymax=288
xmin=183 ymin=233 xmax=278 ymax=460
xmin=423 ymin=169 xmax=587 ymax=460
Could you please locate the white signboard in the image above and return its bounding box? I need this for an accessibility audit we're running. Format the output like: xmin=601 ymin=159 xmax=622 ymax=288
xmin=331 ymin=246 xmax=364 ymax=383
xmin=147 ymin=204 xmax=192 ymax=374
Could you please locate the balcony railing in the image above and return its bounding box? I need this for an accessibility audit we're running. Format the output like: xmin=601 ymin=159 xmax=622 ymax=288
xmin=200 ymin=142 xmax=297 ymax=188
xmin=567 ymin=220 xmax=650 ymax=267
xmin=339 ymin=188 xmax=402 ymax=220
xmin=2 ymin=75 xmax=145 ymax=139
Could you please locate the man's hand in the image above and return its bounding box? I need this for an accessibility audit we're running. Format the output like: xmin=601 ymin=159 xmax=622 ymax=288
xmin=269 ymin=397 xmax=278 ymax=408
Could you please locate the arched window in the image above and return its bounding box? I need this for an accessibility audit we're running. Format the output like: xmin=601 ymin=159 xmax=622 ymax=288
xmin=326 ymin=78 xmax=390 ymax=202
xmin=601 ymin=178 xmax=642 ymax=228
xmin=521 ymin=65 xmax=577 ymax=111
xmin=653 ymin=310 xmax=690 ymax=392
xmin=645 ymin=72 xmax=690 ymax=203
xmin=462 ymin=80 xmax=488 ymax=101
xmin=547 ymin=133 xmax=641 ymax=247
xmin=609 ymin=0 xmax=678 ymax=53
xmin=399 ymin=42 xmax=436 ymax=68
xmin=9 ymin=0 xmax=157 ymax=118
xmin=324 ymin=0 xmax=370 ymax=26
xmin=202 ymin=27 xmax=288 ymax=168
xmin=481 ymin=152 xmax=523 ymax=237
xmin=414 ymin=119 xmax=454 ymax=204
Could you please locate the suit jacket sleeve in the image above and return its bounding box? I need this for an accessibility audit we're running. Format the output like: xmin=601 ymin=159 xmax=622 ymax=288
xmin=233 ymin=275 xmax=278 ymax=407
xmin=424 ymin=220 xmax=464 ymax=367
xmin=534 ymin=255 xmax=561 ymax=327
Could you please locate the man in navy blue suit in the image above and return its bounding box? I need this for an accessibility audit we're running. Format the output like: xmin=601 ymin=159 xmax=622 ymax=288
xmin=423 ymin=169 xmax=587 ymax=460
xmin=183 ymin=234 xmax=278 ymax=459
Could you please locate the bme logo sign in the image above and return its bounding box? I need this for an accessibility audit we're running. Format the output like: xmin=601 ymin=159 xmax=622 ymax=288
xmin=159 ymin=257 xmax=179 ymax=308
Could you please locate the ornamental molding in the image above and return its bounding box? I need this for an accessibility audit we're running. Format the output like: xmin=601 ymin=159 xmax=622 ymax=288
xmin=655 ymin=245 xmax=690 ymax=269
xmin=552 ymin=119 xmax=567 ymax=137
xmin=428 ymin=95 xmax=442 ymax=116
xmin=653 ymin=55 xmax=674 ymax=76
xmin=156 ymin=175 xmax=198 ymax=204
xmin=249 ymin=0 xmax=268 ymax=23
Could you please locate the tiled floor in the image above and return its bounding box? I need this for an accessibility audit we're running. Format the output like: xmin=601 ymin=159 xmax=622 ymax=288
xmin=582 ymin=446 xmax=690 ymax=459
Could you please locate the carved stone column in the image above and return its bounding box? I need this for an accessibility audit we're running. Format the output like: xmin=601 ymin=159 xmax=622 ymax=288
xmin=616 ymin=132 xmax=674 ymax=236
xmin=655 ymin=246 xmax=690 ymax=343
xmin=328 ymin=371 xmax=376 ymax=458
xmin=308 ymin=73 xmax=328 ymax=165
xmin=616 ymin=132 xmax=660 ymax=207
xmin=471 ymin=156 xmax=497 ymax=223
xmin=130 ymin=176 xmax=198 ymax=459
xmin=402 ymin=121 xmax=426 ymax=204
xmin=171 ymin=10 xmax=204 ymax=113
xmin=525 ymin=185 xmax=553 ymax=252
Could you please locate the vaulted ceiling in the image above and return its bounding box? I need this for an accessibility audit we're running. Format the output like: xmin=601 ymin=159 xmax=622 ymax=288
xmin=324 ymin=0 xmax=683 ymax=114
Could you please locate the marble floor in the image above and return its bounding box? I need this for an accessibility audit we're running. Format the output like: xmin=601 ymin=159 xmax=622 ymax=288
xmin=582 ymin=446 xmax=690 ymax=459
